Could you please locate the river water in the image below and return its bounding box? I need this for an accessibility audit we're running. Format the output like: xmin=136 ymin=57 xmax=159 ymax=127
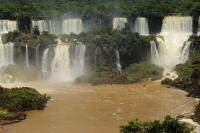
xmin=3 ymin=81 xmax=197 ymax=133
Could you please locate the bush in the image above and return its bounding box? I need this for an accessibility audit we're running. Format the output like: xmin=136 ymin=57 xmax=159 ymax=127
xmin=0 ymin=86 xmax=50 ymax=112
xmin=125 ymin=63 xmax=163 ymax=82
xmin=120 ymin=116 xmax=192 ymax=133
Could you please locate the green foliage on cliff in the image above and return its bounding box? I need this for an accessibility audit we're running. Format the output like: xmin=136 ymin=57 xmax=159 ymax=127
xmin=175 ymin=60 xmax=193 ymax=84
xmin=190 ymin=36 xmax=200 ymax=58
xmin=120 ymin=116 xmax=192 ymax=133
xmin=0 ymin=86 xmax=49 ymax=112
xmin=0 ymin=0 xmax=199 ymax=19
xmin=125 ymin=63 xmax=163 ymax=82
xmin=2 ymin=28 xmax=56 ymax=46
xmin=76 ymin=62 xmax=163 ymax=84
xmin=162 ymin=56 xmax=200 ymax=94
xmin=72 ymin=26 xmax=152 ymax=68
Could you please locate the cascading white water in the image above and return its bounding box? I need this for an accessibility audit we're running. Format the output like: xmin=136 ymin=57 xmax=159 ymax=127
xmin=32 ymin=20 xmax=61 ymax=35
xmin=0 ymin=20 xmax=17 ymax=33
xmin=0 ymin=20 xmax=17 ymax=67
xmin=113 ymin=17 xmax=127 ymax=30
xmin=134 ymin=17 xmax=149 ymax=35
xmin=41 ymin=48 xmax=49 ymax=76
xmin=32 ymin=20 xmax=49 ymax=33
xmin=41 ymin=41 xmax=86 ymax=82
xmin=198 ymin=17 xmax=200 ymax=36
xmin=25 ymin=44 xmax=29 ymax=68
xmin=71 ymin=44 xmax=86 ymax=77
xmin=115 ymin=50 xmax=122 ymax=73
xmin=151 ymin=16 xmax=193 ymax=78
xmin=62 ymin=19 xmax=82 ymax=35
xmin=150 ymin=40 xmax=159 ymax=65
xmin=0 ymin=42 xmax=14 ymax=67
xmin=35 ymin=46 xmax=39 ymax=67
xmin=51 ymin=45 xmax=72 ymax=81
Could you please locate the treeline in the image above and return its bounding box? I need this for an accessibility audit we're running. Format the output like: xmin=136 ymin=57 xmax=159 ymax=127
xmin=0 ymin=0 xmax=199 ymax=19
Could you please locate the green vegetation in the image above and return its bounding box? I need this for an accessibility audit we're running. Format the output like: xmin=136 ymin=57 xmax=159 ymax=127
xmin=72 ymin=27 xmax=152 ymax=69
xmin=0 ymin=86 xmax=49 ymax=112
xmin=161 ymin=57 xmax=200 ymax=124
xmin=2 ymin=28 xmax=56 ymax=46
xmin=120 ymin=116 xmax=192 ymax=133
xmin=125 ymin=63 xmax=163 ymax=82
xmin=190 ymin=36 xmax=200 ymax=58
xmin=161 ymin=57 xmax=199 ymax=91
xmin=0 ymin=85 xmax=49 ymax=124
xmin=76 ymin=62 xmax=163 ymax=84
xmin=0 ymin=110 xmax=10 ymax=119
xmin=0 ymin=0 xmax=199 ymax=19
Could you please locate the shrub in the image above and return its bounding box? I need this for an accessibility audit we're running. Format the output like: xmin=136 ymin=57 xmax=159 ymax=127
xmin=0 ymin=86 xmax=50 ymax=112
xmin=120 ymin=116 xmax=192 ymax=133
xmin=125 ymin=63 xmax=163 ymax=82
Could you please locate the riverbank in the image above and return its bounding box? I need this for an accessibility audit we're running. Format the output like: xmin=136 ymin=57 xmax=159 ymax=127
xmin=1 ymin=81 xmax=197 ymax=133
xmin=0 ymin=126 xmax=4 ymax=133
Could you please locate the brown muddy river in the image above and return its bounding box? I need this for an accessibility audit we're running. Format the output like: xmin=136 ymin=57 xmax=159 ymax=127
xmin=3 ymin=81 xmax=197 ymax=133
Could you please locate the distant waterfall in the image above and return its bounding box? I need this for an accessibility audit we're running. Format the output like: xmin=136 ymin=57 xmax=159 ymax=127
xmin=150 ymin=40 xmax=159 ymax=65
xmin=41 ymin=48 xmax=49 ymax=76
xmin=0 ymin=20 xmax=17 ymax=33
xmin=70 ymin=44 xmax=85 ymax=77
xmin=198 ymin=17 xmax=200 ymax=36
xmin=115 ymin=50 xmax=122 ymax=73
xmin=41 ymin=42 xmax=85 ymax=82
xmin=134 ymin=17 xmax=149 ymax=35
xmin=35 ymin=46 xmax=39 ymax=67
xmin=151 ymin=16 xmax=193 ymax=78
xmin=51 ymin=45 xmax=72 ymax=81
xmin=62 ymin=19 xmax=82 ymax=35
xmin=32 ymin=20 xmax=61 ymax=35
xmin=25 ymin=44 xmax=29 ymax=68
xmin=0 ymin=42 xmax=14 ymax=67
xmin=0 ymin=20 xmax=17 ymax=67
xmin=32 ymin=20 xmax=48 ymax=33
xmin=113 ymin=17 xmax=127 ymax=30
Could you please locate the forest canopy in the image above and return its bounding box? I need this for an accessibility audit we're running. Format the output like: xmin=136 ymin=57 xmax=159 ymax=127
xmin=0 ymin=0 xmax=199 ymax=19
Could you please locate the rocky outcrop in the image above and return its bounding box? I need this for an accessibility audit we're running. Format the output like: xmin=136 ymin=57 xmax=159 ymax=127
xmin=0 ymin=112 xmax=26 ymax=125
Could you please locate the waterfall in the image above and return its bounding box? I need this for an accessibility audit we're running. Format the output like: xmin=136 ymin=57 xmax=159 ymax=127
xmin=113 ymin=17 xmax=127 ymax=30
xmin=150 ymin=40 xmax=159 ymax=65
xmin=62 ymin=19 xmax=82 ymax=35
xmin=115 ymin=50 xmax=122 ymax=73
xmin=35 ymin=46 xmax=39 ymax=67
xmin=41 ymin=48 xmax=49 ymax=76
xmin=198 ymin=17 xmax=200 ymax=36
xmin=41 ymin=41 xmax=86 ymax=82
xmin=151 ymin=16 xmax=193 ymax=78
xmin=32 ymin=20 xmax=49 ymax=33
xmin=25 ymin=44 xmax=29 ymax=68
xmin=70 ymin=44 xmax=85 ymax=77
xmin=51 ymin=45 xmax=72 ymax=81
xmin=134 ymin=17 xmax=149 ymax=35
xmin=32 ymin=20 xmax=61 ymax=35
xmin=0 ymin=20 xmax=16 ymax=67
xmin=0 ymin=20 xmax=17 ymax=33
